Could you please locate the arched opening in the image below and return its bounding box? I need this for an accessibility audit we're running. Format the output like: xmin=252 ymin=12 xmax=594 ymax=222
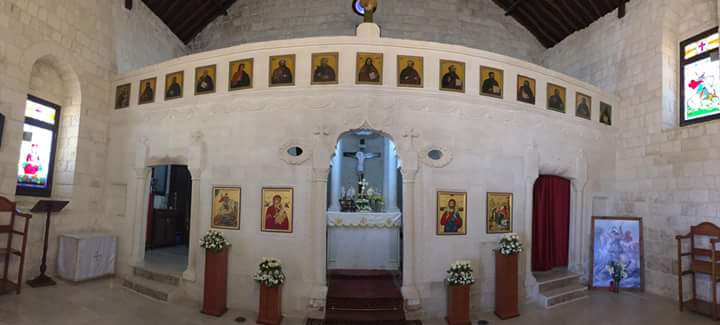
xmin=143 ymin=165 xmax=192 ymax=274
xmin=531 ymin=175 xmax=571 ymax=273
xmin=324 ymin=128 xmax=405 ymax=322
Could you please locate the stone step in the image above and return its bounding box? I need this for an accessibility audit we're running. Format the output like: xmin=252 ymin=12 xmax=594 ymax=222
xmin=539 ymin=284 xmax=589 ymax=308
xmin=121 ymin=275 xmax=184 ymax=303
xmin=537 ymin=272 xmax=582 ymax=294
xmin=133 ymin=266 xmax=181 ymax=286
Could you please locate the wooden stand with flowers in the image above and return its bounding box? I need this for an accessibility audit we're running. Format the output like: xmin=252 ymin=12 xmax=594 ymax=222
xmin=495 ymin=234 xmax=522 ymax=320
xmin=254 ymin=257 xmax=285 ymax=325
xmin=200 ymin=230 xmax=231 ymax=317
xmin=446 ymin=260 xmax=474 ymax=325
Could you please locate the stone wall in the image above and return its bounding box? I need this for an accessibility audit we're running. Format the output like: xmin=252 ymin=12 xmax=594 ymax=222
xmin=188 ymin=0 xmax=544 ymax=63
xmin=541 ymin=0 xmax=720 ymax=299
xmin=112 ymin=1 xmax=187 ymax=73
xmin=0 ymin=0 xmax=187 ymax=281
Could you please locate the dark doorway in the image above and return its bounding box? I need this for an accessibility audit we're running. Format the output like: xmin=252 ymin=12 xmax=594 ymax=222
xmin=531 ymin=175 xmax=571 ymax=272
xmin=144 ymin=165 xmax=192 ymax=273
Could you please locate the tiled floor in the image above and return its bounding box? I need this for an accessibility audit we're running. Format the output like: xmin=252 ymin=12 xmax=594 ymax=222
xmin=0 ymin=278 xmax=716 ymax=325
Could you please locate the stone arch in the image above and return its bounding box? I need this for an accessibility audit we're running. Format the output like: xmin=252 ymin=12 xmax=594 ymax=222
xmin=19 ymin=42 xmax=83 ymax=201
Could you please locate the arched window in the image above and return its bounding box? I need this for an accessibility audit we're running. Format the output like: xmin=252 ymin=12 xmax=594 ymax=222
xmin=680 ymin=27 xmax=720 ymax=126
xmin=16 ymin=95 xmax=61 ymax=197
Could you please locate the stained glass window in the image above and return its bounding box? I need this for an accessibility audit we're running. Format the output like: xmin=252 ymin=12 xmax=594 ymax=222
xmin=681 ymin=27 xmax=720 ymax=126
xmin=16 ymin=95 xmax=60 ymax=197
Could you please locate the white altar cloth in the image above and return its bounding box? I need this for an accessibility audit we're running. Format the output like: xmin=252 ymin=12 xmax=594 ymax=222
xmin=57 ymin=232 xmax=117 ymax=282
xmin=327 ymin=212 xmax=402 ymax=228
xmin=327 ymin=212 xmax=402 ymax=270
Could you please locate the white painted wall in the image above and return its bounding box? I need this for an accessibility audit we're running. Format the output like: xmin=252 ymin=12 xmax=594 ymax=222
xmin=107 ymin=30 xmax=617 ymax=318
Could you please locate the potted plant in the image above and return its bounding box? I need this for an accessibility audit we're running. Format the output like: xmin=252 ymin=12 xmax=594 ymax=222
xmin=495 ymin=233 xmax=523 ymax=320
xmin=606 ymin=260 xmax=627 ymax=293
xmin=254 ymin=257 xmax=286 ymax=325
xmin=200 ymin=229 xmax=231 ymax=316
xmin=446 ymin=260 xmax=474 ymax=325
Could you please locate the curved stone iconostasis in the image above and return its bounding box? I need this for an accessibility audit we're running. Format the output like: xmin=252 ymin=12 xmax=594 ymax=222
xmin=106 ymin=26 xmax=618 ymax=318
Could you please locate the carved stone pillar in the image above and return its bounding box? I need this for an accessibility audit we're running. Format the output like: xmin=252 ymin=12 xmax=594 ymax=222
xmin=130 ymin=167 xmax=150 ymax=266
xmin=183 ymin=168 xmax=202 ymax=281
xmin=310 ymin=167 xmax=330 ymax=309
xmin=328 ymin=142 xmax=342 ymax=212
xmin=383 ymin=138 xmax=399 ymax=212
xmin=400 ymin=168 xmax=420 ymax=309
xmin=522 ymin=145 xmax=540 ymax=300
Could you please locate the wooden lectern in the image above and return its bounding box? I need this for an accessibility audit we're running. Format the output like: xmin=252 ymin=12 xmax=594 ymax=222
xmin=27 ymin=200 xmax=69 ymax=288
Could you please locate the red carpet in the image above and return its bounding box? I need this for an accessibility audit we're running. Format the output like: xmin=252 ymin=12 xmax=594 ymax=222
xmin=323 ymin=270 xmax=406 ymax=325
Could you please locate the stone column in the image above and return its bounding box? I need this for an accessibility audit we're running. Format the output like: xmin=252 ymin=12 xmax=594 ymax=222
xmin=328 ymin=141 xmax=342 ymax=212
xmin=400 ymin=168 xmax=421 ymax=309
xmin=310 ymin=167 xmax=330 ymax=310
xmin=183 ymin=168 xmax=202 ymax=281
xmin=522 ymin=144 xmax=540 ymax=301
xmin=130 ymin=167 xmax=150 ymax=266
xmin=383 ymin=139 xmax=400 ymax=212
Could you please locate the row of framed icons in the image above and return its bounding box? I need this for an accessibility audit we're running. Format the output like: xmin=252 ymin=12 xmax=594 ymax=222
xmin=115 ymin=52 xmax=611 ymax=126
xmin=211 ymin=186 xmax=515 ymax=236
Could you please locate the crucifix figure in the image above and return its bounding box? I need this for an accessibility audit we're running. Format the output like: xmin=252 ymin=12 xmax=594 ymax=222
xmin=360 ymin=0 xmax=378 ymax=23
xmin=343 ymin=139 xmax=381 ymax=177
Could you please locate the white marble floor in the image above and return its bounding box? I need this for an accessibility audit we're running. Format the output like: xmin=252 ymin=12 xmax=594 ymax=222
xmin=0 ymin=278 xmax=716 ymax=325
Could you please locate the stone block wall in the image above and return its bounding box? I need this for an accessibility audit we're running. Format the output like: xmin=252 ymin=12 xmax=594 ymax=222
xmin=188 ymin=0 xmax=545 ymax=63
xmin=0 ymin=0 xmax=186 ymax=281
xmin=541 ymin=0 xmax=720 ymax=300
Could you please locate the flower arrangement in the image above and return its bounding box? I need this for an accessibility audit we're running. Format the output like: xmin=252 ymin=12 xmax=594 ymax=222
xmin=606 ymin=260 xmax=628 ymax=284
xmin=446 ymin=260 xmax=475 ymax=286
xmin=253 ymin=257 xmax=286 ymax=288
xmin=199 ymin=229 xmax=231 ymax=252
xmin=497 ymin=233 xmax=523 ymax=256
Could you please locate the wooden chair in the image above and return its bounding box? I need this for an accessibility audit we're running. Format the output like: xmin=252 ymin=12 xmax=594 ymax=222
xmin=676 ymin=222 xmax=720 ymax=320
xmin=0 ymin=197 xmax=32 ymax=295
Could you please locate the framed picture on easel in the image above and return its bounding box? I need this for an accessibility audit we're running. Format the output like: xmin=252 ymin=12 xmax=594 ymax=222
xmin=589 ymin=216 xmax=644 ymax=291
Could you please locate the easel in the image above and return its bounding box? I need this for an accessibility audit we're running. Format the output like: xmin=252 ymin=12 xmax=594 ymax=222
xmin=26 ymin=200 xmax=68 ymax=288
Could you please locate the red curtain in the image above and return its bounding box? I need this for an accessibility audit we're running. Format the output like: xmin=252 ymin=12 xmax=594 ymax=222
xmin=532 ymin=175 xmax=570 ymax=272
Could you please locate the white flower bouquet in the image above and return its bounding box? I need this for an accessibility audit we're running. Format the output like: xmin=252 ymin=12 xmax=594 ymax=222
xmin=446 ymin=260 xmax=475 ymax=286
xmin=497 ymin=233 xmax=523 ymax=256
xmin=606 ymin=260 xmax=628 ymax=283
xmin=253 ymin=257 xmax=286 ymax=288
xmin=199 ymin=229 xmax=231 ymax=252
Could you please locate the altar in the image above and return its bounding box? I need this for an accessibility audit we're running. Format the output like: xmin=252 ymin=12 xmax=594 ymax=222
xmin=327 ymin=212 xmax=402 ymax=270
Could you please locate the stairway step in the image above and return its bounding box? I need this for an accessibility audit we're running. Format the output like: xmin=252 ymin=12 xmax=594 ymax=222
xmin=121 ymin=275 xmax=183 ymax=302
xmin=133 ymin=266 xmax=180 ymax=286
xmin=540 ymin=284 xmax=588 ymax=308
xmin=326 ymin=309 xmax=405 ymax=323
xmin=328 ymin=270 xmax=400 ymax=281
xmin=537 ymin=273 xmax=582 ymax=294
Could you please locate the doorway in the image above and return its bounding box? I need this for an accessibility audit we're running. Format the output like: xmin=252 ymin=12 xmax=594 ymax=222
xmin=144 ymin=165 xmax=192 ymax=274
xmin=325 ymin=130 xmax=402 ymax=273
xmin=531 ymin=175 xmax=571 ymax=272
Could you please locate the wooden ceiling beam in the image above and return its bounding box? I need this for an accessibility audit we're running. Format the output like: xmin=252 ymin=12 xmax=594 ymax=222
xmin=504 ymin=0 xmax=526 ymax=16
xmin=618 ymin=0 xmax=627 ymax=18
xmin=532 ymin=1 xmax=574 ymax=36
xmin=567 ymin=0 xmax=596 ymax=23
xmin=550 ymin=1 xmax=586 ymax=29
xmin=510 ymin=10 xmax=557 ymax=47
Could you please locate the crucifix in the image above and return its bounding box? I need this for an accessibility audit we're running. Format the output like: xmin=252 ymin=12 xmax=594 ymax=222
xmin=343 ymin=139 xmax=381 ymax=183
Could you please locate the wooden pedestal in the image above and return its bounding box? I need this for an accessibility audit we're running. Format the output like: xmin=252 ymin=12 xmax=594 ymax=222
xmin=201 ymin=248 xmax=228 ymax=317
xmin=494 ymin=252 xmax=519 ymax=320
xmin=257 ymin=285 xmax=283 ymax=325
xmin=446 ymin=284 xmax=471 ymax=325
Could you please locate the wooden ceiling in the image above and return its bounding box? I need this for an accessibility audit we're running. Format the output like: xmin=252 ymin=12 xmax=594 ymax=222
xmin=141 ymin=0 xmax=238 ymax=44
xmin=492 ymin=0 xmax=629 ymax=48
